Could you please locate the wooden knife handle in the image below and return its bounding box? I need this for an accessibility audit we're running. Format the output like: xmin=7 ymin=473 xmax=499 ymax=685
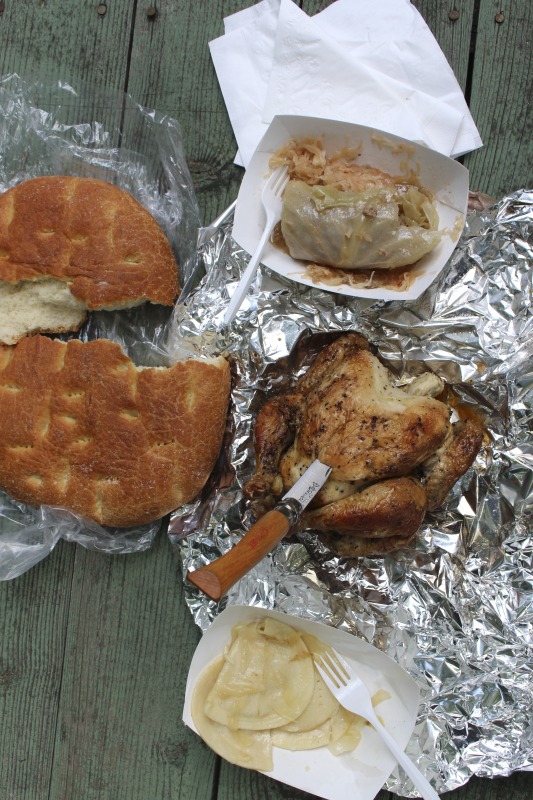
xmin=186 ymin=509 xmax=291 ymax=601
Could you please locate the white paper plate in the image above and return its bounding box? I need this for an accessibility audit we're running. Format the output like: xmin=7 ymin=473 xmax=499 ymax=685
xmin=183 ymin=605 xmax=421 ymax=800
xmin=232 ymin=114 xmax=469 ymax=301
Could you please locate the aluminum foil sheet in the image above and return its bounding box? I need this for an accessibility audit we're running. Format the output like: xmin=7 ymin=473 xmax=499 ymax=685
xmin=167 ymin=190 xmax=533 ymax=795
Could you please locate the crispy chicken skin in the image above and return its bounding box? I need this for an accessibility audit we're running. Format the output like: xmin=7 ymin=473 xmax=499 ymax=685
xmin=299 ymin=477 xmax=428 ymax=538
xmin=244 ymin=333 xmax=483 ymax=557
xmin=424 ymin=419 xmax=484 ymax=511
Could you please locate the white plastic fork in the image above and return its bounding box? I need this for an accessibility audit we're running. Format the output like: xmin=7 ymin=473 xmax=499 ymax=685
xmin=314 ymin=647 xmax=440 ymax=800
xmin=223 ymin=165 xmax=289 ymax=325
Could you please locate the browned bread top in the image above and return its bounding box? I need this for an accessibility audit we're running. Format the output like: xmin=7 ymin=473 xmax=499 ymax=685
xmin=0 ymin=176 xmax=179 ymax=308
xmin=0 ymin=336 xmax=230 ymax=527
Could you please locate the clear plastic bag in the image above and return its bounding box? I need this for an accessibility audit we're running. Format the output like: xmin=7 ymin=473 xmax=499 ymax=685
xmin=0 ymin=74 xmax=201 ymax=579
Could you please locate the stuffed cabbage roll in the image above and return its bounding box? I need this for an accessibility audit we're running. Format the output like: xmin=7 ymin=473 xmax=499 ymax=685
xmin=280 ymin=180 xmax=441 ymax=270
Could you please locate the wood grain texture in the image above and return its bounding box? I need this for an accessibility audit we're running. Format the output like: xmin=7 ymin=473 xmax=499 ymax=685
xmin=0 ymin=0 xmax=133 ymax=102
xmin=217 ymin=761 xmax=393 ymax=800
xmin=300 ymin=1 xmax=334 ymax=12
xmin=47 ymin=534 xmax=216 ymax=800
xmin=411 ymin=0 xmax=476 ymax=90
xmin=0 ymin=2 xmax=532 ymax=800
xmin=125 ymin=0 xmax=253 ymax=224
xmin=0 ymin=540 xmax=75 ymax=799
xmin=442 ymin=771 xmax=533 ymax=800
xmin=0 ymin=0 xmax=136 ymax=147
xmin=462 ymin=0 xmax=533 ymax=197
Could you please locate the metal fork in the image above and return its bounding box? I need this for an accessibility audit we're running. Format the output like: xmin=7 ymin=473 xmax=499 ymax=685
xmin=223 ymin=165 xmax=289 ymax=325
xmin=314 ymin=647 xmax=440 ymax=800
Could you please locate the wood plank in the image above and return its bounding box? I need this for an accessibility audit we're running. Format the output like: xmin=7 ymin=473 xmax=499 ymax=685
xmin=216 ymin=767 xmax=533 ymax=800
xmin=411 ymin=1 xmax=476 ymax=91
xmin=217 ymin=761 xmax=533 ymax=800
xmin=48 ymin=533 xmax=217 ymax=800
xmin=125 ymin=0 xmax=254 ymax=225
xmin=300 ymin=1 xmax=334 ymax=14
xmin=0 ymin=540 xmax=75 ymax=798
xmin=0 ymin=0 xmax=135 ymax=133
xmin=0 ymin=0 xmax=143 ymax=171
xmin=0 ymin=4 xmax=532 ymax=800
xmin=462 ymin=0 xmax=533 ymax=198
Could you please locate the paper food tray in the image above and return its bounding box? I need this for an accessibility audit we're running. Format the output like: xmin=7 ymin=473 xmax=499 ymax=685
xmin=232 ymin=114 xmax=469 ymax=301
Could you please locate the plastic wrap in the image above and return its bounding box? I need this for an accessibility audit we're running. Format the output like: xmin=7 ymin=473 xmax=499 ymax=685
xmin=168 ymin=190 xmax=533 ymax=794
xmin=0 ymin=74 xmax=200 ymax=580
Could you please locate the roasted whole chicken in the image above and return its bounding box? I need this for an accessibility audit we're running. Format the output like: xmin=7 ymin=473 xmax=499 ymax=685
xmin=244 ymin=333 xmax=484 ymax=557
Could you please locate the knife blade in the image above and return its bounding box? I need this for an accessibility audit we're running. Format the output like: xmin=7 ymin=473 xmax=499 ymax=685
xmin=186 ymin=459 xmax=332 ymax=601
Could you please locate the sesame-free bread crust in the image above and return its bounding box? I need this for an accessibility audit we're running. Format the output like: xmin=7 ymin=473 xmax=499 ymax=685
xmin=0 ymin=176 xmax=179 ymax=342
xmin=0 ymin=336 xmax=230 ymax=527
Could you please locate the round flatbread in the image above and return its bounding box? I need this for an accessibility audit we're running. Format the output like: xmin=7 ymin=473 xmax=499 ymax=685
xmin=0 ymin=176 xmax=179 ymax=344
xmin=0 ymin=336 xmax=230 ymax=526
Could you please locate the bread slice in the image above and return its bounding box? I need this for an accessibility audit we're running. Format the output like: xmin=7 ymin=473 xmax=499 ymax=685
xmin=0 ymin=336 xmax=230 ymax=527
xmin=0 ymin=176 xmax=179 ymax=344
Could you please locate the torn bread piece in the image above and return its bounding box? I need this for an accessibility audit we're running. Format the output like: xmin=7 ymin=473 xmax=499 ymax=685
xmin=0 ymin=278 xmax=87 ymax=344
xmin=0 ymin=176 xmax=179 ymax=344
xmin=0 ymin=336 xmax=230 ymax=527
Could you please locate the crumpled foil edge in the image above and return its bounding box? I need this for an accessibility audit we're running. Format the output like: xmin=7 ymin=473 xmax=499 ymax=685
xmin=167 ymin=189 xmax=533 ymax=796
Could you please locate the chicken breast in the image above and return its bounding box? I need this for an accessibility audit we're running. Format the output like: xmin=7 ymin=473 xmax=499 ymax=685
xmin=279 ymin=334 xmax=450 ymax=486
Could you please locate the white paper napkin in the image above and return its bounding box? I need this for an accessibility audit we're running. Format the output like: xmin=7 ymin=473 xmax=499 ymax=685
xmin=210 ymin=0 xmax=280 ymax=167
xmin=316 ymin=0 xmax=481 ymax=157
xmin=209 ymin=0 xmax=482 ymax=168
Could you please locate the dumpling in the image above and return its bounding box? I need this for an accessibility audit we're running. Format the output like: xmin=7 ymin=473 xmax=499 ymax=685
xmin=191 ymin=657 xmax=273 ymax=771
xmin=203 ymin=618 xmax=315 ymax=731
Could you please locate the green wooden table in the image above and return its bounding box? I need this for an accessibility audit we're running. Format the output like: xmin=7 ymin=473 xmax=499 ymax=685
xmin=0 ymin=2 xmax=531 ymax=799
